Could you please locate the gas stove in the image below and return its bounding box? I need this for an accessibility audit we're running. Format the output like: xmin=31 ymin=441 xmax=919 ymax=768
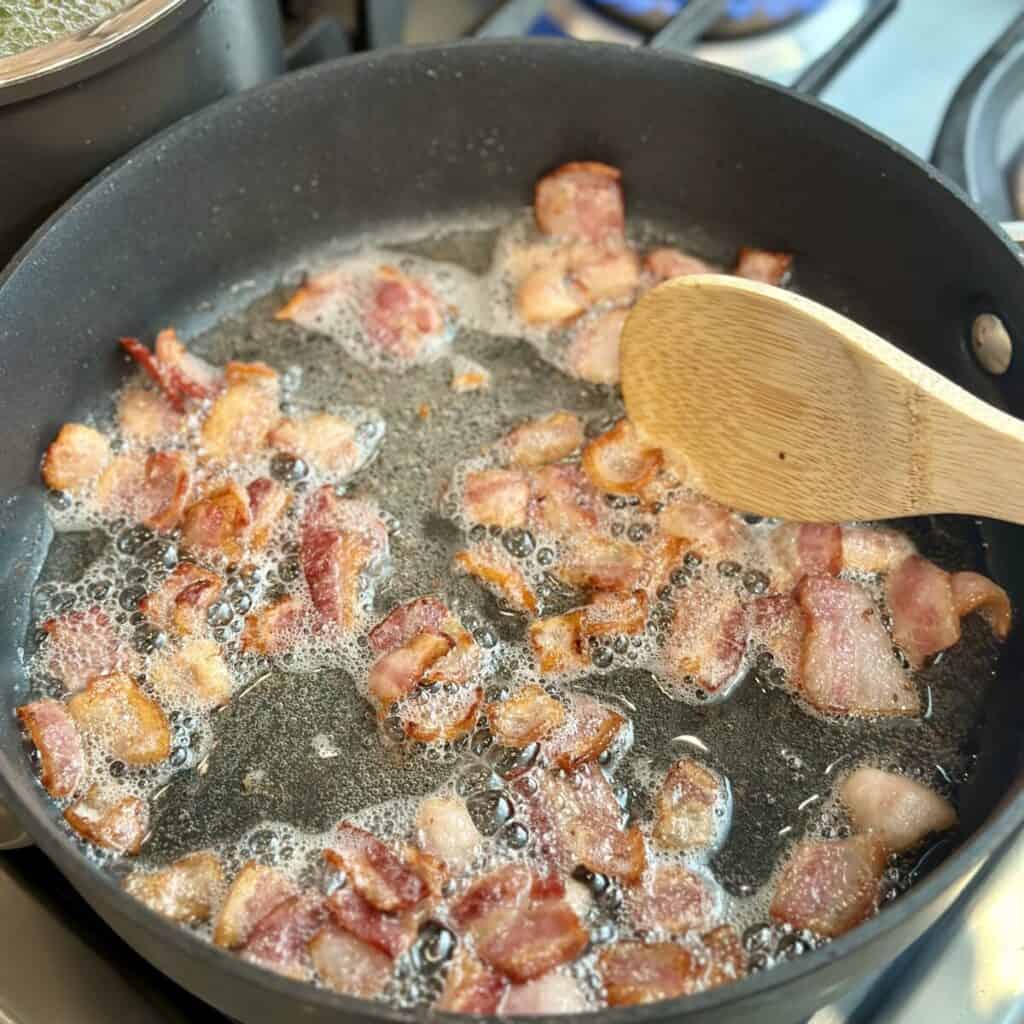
xmin=2 ymin=2 xmax=1023 ymax=1022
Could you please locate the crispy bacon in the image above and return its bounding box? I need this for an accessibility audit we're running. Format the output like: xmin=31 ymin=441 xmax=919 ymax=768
xmin=885 ymin=555 xmax=960 ymax=668
xmin=582 ymin=419 xmax=662 ymax=496
xmin=545 ymin=694 xmax=625 ymax=771
xmin=473 ymin=900 xmax=588 ymax=984
xmin=841 ymin=525 xmax=917 ymax=575
xmin=149 ymin=639 xmax=232 ymax=709
xmin=140 ymin=563 xmax=224 ymax=636
xmin=528 ymin=612 xmax=588 ymax=676
xmin=42 ymin=423 xmax=111 ymax=493
xmin=246 ymin=477 xmax=291 ymax=551
xmin=555 ymin=534 xmax=644 ymax=592
xmin=658 ymin=495 xmax=746 ymax=560
xmin=501 ymin=970 xmax=588 ymax=1015
xmin=42 ymin=607 xmax=137 ymax=693
xmin=767 ymin=522 xmax=843 ymax=590
xmin=455 ymin=545 xmax=538 ymax=615
xmin=629 ymin=864 xmax=716 ymax=935
xmin=637 ymin=533 xmax=688 ymax=595
xmin=213 ymin=862 xmax=298 ymax=949
xmin=117 ymin=386 xmax=184 ymax=444
xmin=734 ymin=247 xmax=793 ymax=286
xmin=367 ymin=631 xmax=454 ymax=712
xmin=400 ymin=684 xmax=483 ymax=743
xmin=951 ymin=570 xmax=1012 ymax=638
xmin=324 ymin=886 xmax=418 ymax=959
xmin=839 ymin=767 xmax=957 ymax=853
xmin=580 ymin=590 xmax=648 ymax=638
xmin=797 ymin=576 xmax=919 ymax=716
xmin=566 ymin=308 xmax=626 ymax=386
xmin=770 ymin=835 xmax=885 ymax=938
xmin=653 ymin=758 xmax=721 ymax=852
xmin=121 ymin=330 xmax=223 ymax=411
xmin=16 ymin=699 xmax=85 ymax=798
xmin=199 ymin=361 xmax=280 ymax=461
xmin=67 ymin=673 xmax=171 ymax=766
xmin=534 ymin=162 xmax=625 ymax=243
xmin=571 ymin=246 xmax=641 ymax=304
xmin=180 ymin=481 xmax=251 ymax=563
xmin=516 ymin=265 xmax=587 ymax=325
xmin=310 ymin=925 xmax=393 ymax=997
xmin=242 ymin=891 xmax=327 ymax=980
xmin=326 ymin=822 xmax=429 ymax=913
xmin=415 ymin=796 xmax=481 ymax=872
xmin=124 ymin=851 xmax=224 ymax=923
xmin=598 ymin=941 xmax=698 ymax=1006
xmin=643 ymin=247 xmax=712 ymax=282
xmin=487 ymin=683 xmax=566 ymax=748
xmin=96 ymin=450 xmax=193 ymax=531
xmin=268 ymin=413 xmax=362 ymax=476
xmin=242 ymin=594 xmax=306 ymax=655
xmin=437 ymin=951 xmax=508 ymax=1014
xmin=504 ymin=412 xmax=584 ymax=468
xmin=462 ymin=469 xmax=531 ymax=528
xmin=64 ymin=784 xmax=148 ymax=854
xmin=529 ymin=463 xmax=600 ymax=536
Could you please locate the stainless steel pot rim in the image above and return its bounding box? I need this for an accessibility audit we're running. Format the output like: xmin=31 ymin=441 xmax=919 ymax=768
xmin=0 ymin=0 xmax=190 ymax=90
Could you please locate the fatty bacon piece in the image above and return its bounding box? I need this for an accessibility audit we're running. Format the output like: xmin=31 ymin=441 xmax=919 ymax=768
xmin=766 ymin=522 xmax=843 ymax=591
xmin=242 ymin=594 xmax=306 ymax=656
xmin=124 ymin=851 xmax=224 ymax=924
xmin=64 ymin=784 xmax=149 ymax=854
xmin=301 ymin=486 xmax=389 ymax=631
xmin=310 ymin=924 xmax=394 ymax=998
xmin=415 ymin=796 xmax=482 ymax=873
xmin=325 ymin=822 xmax=429 ymax=913
xmin=16 ymin=698 xmax=85 ymax=798
xmin=180 ymin=477 xmax=289 ymax=563
xmin=528 ymin=612 xmax=588 ymax=676
xmin=627 ymin=863 xmax=717 ymax=936
xmin=582 ymin=419 xmax=662 ymax=496
xmin=148 ymin=639 xmax=233 ymax=710
xmin=566 ymin=308 xmax=627 ymax=386
xmin=455 ymin=544 xmax=538 ymax=615
xmin=886 ymin=555 xmax=1011 ymax=668
xmin=213 ymin=862 xmax=299 ymax=949
xmin=241 ymin=891 xmax=328 ymax=981
xmin=534 ymin=162 xmax=625 ymax=244
xmin=528 ymin=463 xmax=600 ymax=537
xmin=139 ymin=563 xmax=224 ymax=637
xmin=486 ymin=683 xmax=566 ymax=748
xmin=734 ymin=247 xmax=793 ymax=286
xmin=770 ymin=835 xmax=886 ymax=938
xmin=199 ymin=360 xmax=280 ymax=462
xmin=652 ymin=757 xmax=724 ymax=852
xmin=399 ymin=684 xmax=483 ymax=744
xmin=502 ymin=412 xmax=584 ymax=468
xmin=840 ymin=525 xmax=917 ymax=575
xmin=324 ymin=885 xmax=420 ymax=960
xmin=544 ymin=693 xmax=626 ymax=772
xmin=117 ymin=386 xmax=184 ymax=444
xmin=500 ymin=971 xmax=589 ymax=1015
xmin=643 ymin=246 xmax=713 ymax=283
xmin=41 ymin=423 xmax=111 ymax=494
xmin=839 ymin=767 xmax=957 ymax=853
xmin=95 ymin=450 xmax=192 ymax=531
xmin=554 ymin=533 xmax=644 ymax=593
xmin=367 ymin=632 xmax=454 ymax=713
xmin=267 ymin=412 xmax=366 ymax=478
xmin=41 ymin=607 xmax=139 ymax=693
xmin=462 ymin=468 xmax=531 ymax=529
xmin=658 ymin=494 xmax=748 ymax=562
xmin=797 ymin=576 xmax=919 ymax=716
xmin=437 ymin=951 xmax=508 ymax=1014
xmin=121 ymin=329 xmax=223 ymax=412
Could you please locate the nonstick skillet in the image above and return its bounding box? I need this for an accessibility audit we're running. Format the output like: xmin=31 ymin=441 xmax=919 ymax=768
xmin=0 ymin=35 xmax=1023 ymax=1024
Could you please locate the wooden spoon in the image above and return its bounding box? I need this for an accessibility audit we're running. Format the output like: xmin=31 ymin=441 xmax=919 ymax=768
xmin=620 ymin=274 xmax=1024 ymax=524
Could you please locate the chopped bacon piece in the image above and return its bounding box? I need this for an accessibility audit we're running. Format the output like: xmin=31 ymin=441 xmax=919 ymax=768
xmin=310 ymin=925 xmax=393 ymax=997
xmin=797 ymin=576 xmax=918 ymax=716
xmin=658 ymin=495 xmax=746 ymax=560
xmin=455 ymin=545 xmax=538 ymax=615
xmin=841 ymin=525 xmax=916 ymax=575
xmin=770 ymin=835 xmax=885 ymax=938
xmin=487 ymin=683 xmax=566 ymax=748
xmin=473 ymin=900 xmax=588 ymax=983
xmin=629 ymin=864 xmax=716 ymax=935
xmin=16 ymin=699 xmax=85 ymax=798
xmin=67 ymin=673 xmax=171 ymax=766
xmin=534 ymin=162 xmax=625 ymax=243
xmin=653 ymin=758 xmax=722 ymax=852
xmin=501 ymin=971 xmax=589 ymax=1015
xmin=367 ymin=631 xmax=454 ymax=712
xmin=199 ymin=361 xmax=279 ymax=461
xmin=951 ymin=571 xmax=1012 ymax=639
xmin=598 ymin=941 xmax=697 ymax=1006
xmin=213 ymin=862 xmax=298 ymax=948
xmin=555 ymin=534 xmax=644 ymax=592
xmin=545 ymin=694 xmax=625 ymax=771
xmin=415 ymin=796 xmax=481 ymax=872
xmin=96 ymin=450 xmax=193 ymax=531
xmin=149 ymin=639 xmax=232 ymax=710
xmin=504 ymin=412 xmax=584 ymax=468
xmin=571 ymin=246 xmax=640 ymax=304
xmin=566 ymin=308 xmax=626 ymax=386
xmin=121 ymin=330 xmax=223 ymax=411
xmin=180 ymin=481 xmax=251 ymax=563
xmin=246 ymin=477 xmax=291 ymax=551
xmin=451 ymin=864 xmax=534 ymax=928
xmin=768 ymin=522 xmax=843 ymax=590
xmin=749 ymin=593 xmax=805 ymax=683
xmin=735 ymin=247 xmax=793 ymax=286
xmin=42 ymin=423 xmax=111 ymax=493
xmin=664 ymin=581 xmax=750 ymax=695
xmin=242 ymin=594 xmax=306 ymax=656
xmin=580 ymin=590 xmax=648 ymax=637
xmin=450 ymin=354 xmax=492 ymax=393
xmin=839 ymin=767 xmax=957 ymax=853
xmin=528 ymin=612 xmax=587 ymax=676
xmin=326 ymin=822 xmax=429 ymax=913
xmin=886 ymin=555 xmax=960 ymax=668
xmin=516 ymin=265 xmax=586 ymax=325
xmin=365 ymin=266 xmax=448 ymax=359
xmin=117 ymin=386 xmax=184 ymax=444
xmin=140 ymin=563 xmax=223 ymax=636
xmin=701 ymin=925 xmax=746 ymax=989
xmin=124 ymin=851 xmax=224 ymax=923
xmin=324 ymin=886 xmax=418 ymax=959
xmin=369 ymin=597 xmax=448 ymax=655
xmin=400 ymin=685 xmax=483 ymax=743
xmin=529 ymin=463 xmax=600 ymax=536
xmin=643 ymin=247 xmax=712 ymax=282
xmin=268 ymin=413 xmax=362 ymax=476
xmin=41 ymin=607 xmax=137 ymax=693
xmin=64 ymin=784 xmax=148 ymax=854
xmin=582 ymin=419 xmax=662 ymax=496
xmin=242 ymin=892 xmax=327 ymax=981
xmin=437 ymin=951 xmax=508 ymax=1014
xmin=462 ymin=469 xmax=531 ymax=528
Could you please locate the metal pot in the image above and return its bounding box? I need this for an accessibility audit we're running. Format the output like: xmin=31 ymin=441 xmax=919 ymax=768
xmin=0 ymin=0 xmax=285 ymax=264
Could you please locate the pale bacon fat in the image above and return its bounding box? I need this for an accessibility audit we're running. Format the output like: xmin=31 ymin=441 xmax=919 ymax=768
xmin=598 ymin=941 xmax=697 ymax=1006
xmin=96 ymin=450 xmax=193 ymax=532
xmin=580 ymin=590 xmax=648 ymax=638
xmin=437 ymin=951 xmax=508 ymax=1014
xmin=500 ymin=970 xmax=589 ymax=1015
xmin=148 ymin=638 xmax=233 ymax=710
xmin=628 ymin=863 xmax=717 ymax=936
xmin=67 ymin=673 xmax=171 ymax=766
xmin=140 ymin=563 xmax=223 ymax=636
xmin=121 ymin=329 xmax=223 ymax=412
xmin=652 ymin=757 xmax=722 ymax=852
xmin=566 ymin=308 xmax=626 ymax=386
xmin=42 ymin=423 xmax=111 ymax=493
xmin=241 ymin=891 xmax=328 ymax=981
xmin=770 ymin=835 xmax=886 ymax=938
xmin=797 ymin=576 xmax=919 ymax=716
xmin=528 ymin=463 xmax=600 ymax=537
xmin=415 ymin=796 xmax=481 ymax=873
xmin=326 ymin=822 xmax=429 ymax=913
xmin=734 ymin=247 xmax=793 ymax=286
xmin=310 ymin=925 xmax=393 ymax=997
xmin=42 ymin=607 xmax=137 ymax=693
xmin=124 ymin=851 xmax=224 ymax=924
xmin=658 ymin=495 xmax=747 ymax=561
xmin=213 ymin=862 xmax=298 ymax=949
xmin=839 ymin=767 xmax=957 ymax=853
xmin=840 ymin=525 xmax=917 ymax=575
xmin=242 ymin=594 xmax=306 ymax=656
xmin=766 ymin=522 xmax=843 ymax=591
xmin=17 ymin=698 xmax=85 ymax=798
xmin=554 ymin=534 xmax=644 ymax=592
xmin=180 ymin=481 xmax=251 ymax=563
xmin=503 ymin=411 xmax=584 ymax=468
xmin=455 ymin=544 xmax=539 ymax=615
xmin=885 ymin=555 xmax=960 ymax=668
xmin=582 ymin=419 xmax=662 ymax=496
xmin=950 ymin=570 xmax=1012 ymax=639
xmin=64 ymin=784 xmax=148 ymax=854
xmin=366 ymin=631 xmax=454 ymax=713
xmin=399 ymin=684 xmax=483 ymax=743
xmin=199 ymin=360 xmax=280 ymax=461
xmin=117 ymin=386 xmax=184 ymax=444
xmin=324 ymin=886 xmax=418 ymax=959
xmin=268 ymin=413 xmax=361 ymax=477
xmin=462 ymin=468 xmax=531 ymax=528
xmin=534 ymin=162 xmax=625 ymax=244
xmin=487 ymin=683 xmax=566 ymax=748
xmin=528 ymin=612 xmax=588 ymax=676
xmin=570 ymin=245 xmax=641 ymax=304
xmin=544 ymin=693 xmax=625 ymax=772
xmin=643 ymin=247 xmax=712 ymax=283
xmin=516 ymin=265 xmax=587 ymax=326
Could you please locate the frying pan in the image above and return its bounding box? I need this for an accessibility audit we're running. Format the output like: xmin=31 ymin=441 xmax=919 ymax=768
xmin=1 ymin=32 xmax=1024 ymax=1024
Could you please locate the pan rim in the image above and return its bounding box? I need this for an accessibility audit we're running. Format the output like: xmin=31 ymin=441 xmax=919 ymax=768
xmin=1 ymin=34 xmax=1023 ymax=1022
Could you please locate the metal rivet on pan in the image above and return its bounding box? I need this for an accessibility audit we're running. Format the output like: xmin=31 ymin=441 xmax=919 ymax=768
xmin=971 ymin=313 xmax=1012 ymax=375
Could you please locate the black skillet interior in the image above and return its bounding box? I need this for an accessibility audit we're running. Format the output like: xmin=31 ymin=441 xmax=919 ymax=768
xmin=1 ymin=38 xmax=1024 ymax=1024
